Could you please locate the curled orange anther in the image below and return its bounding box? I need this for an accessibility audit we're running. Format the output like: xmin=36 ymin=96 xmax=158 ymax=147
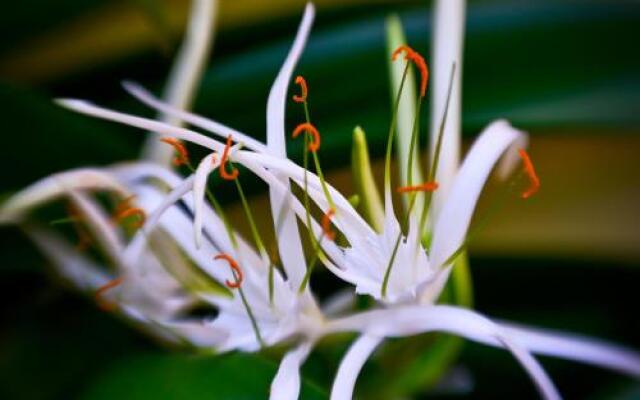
xmin=220 ymin=135 xmax=239 ymax=180
xmin=518 ymin=149 xmax=540 ymax=199
xmin=392 ymin=45 xmax=429 ymax=97
xmin=161 ymin=137 xmax=190 ymax=166
xmin=397 ymin=181 xmax=439 ymax=193
xmin=293 ymin=75 xmax=308 ymax=103
xmin=215 ymin=253 xmax=243 ymax=288
xmin=292 ymin=123 xmax=320 ymax=152
xmin=322 ymin=208 xmax=336 ymax=241
xmin=113 ymin=196 xmax=146 ymax=229
xmin=95 ymin=276 xmax=124 ymax=311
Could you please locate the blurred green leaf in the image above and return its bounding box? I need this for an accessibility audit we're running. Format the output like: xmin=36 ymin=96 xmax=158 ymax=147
xmin=81 ymin=352 xmax=326 ymax=400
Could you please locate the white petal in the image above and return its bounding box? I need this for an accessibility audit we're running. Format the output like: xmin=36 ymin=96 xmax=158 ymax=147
xmin=141 ymin=0 xmax=218 ymax=165
xmin=327 ymin=305 xmax=560 ymax=400
xmin=265 ymin=3 xmax=315 ymax=291
xmin=56 ymin=99 xmax=224 ymax=152
xmin=237 ymin=151 xmax=371 ymax=240
xmin=422 ymin=120 xmax=526 ymax=303
xmin=501 ymin=322 xmax=640 ymax=378
xmin=428 ymin=0 xmax=466 ymax=221
xmin=498 ymin=335 xmax=561 ymax=400
xmin=330 ymin=334 xmax=382 ymax=400
xmin=126 ymin=81 xmax=268 ymax=153
xmin=0 ymin=168 xmax=129 ymax=223
xmin=266 ymin=2 xmax=314 ymax=157
xmin=270 ymin=341 xmax=314 ymax=400
xmin=239 ymin=155 xmax=346 ymax=268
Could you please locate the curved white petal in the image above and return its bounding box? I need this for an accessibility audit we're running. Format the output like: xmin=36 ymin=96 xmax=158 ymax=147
xmin=265 ymin=3 xmax=315 ymax=291
xmin=237 ymin=151 xmax=371 ymax=239
xmin=56 ymin=99 xmax=225 ymax=152
xmin=331 ymin=334 xmax=383 ymax=400
xmin=239 ymin=155 xmax=346 ymax=269
xmin=0 ymin=168 xmax=129 ymax=223
xmin=498 ymin=335 xmax=561 ymax=400
xmin=327 ymin=305 xmax=560 ymax=399
xmin=270 ymin=341 xmax=314 ymax=400
xmin=421 ymin=120 xmax=526 ymax=303
xmin=501 ymin=322 xmax=640 ymax=378
xmin=142 ymin=0 xmax=218 ymax=164
xmin=126 ymin=81 xmax=268 ymax=153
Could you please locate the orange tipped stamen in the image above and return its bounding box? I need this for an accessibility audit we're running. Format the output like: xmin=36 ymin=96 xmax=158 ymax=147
xmin=215 ymin=253 xmax=243 ymax=288
xmin=293 ymin=75 xmax=308 ymax=103
xmin=322 ymin=208 xmax=336 ymax=241
xmin=518 ymin=149 xmax=540 ymax=199
xmin=113 ymin=195 xmax=146 ymax=229
xmin=160 ymin=137 xmax=190 ymax=166
xmin=115 ymin=208 xmax=146 ymax=228
xmin=95 ymin=276 xmax=124 ymax=311
xmin=220 ymin=135 xmax=239 ymax=180
xmin=292 ymin=123 xmax=320 ymax=152
xmin=392 ymin=44 xmax=429 ymax=97
xmin=397 ymin=181 xmax=439 ymax=193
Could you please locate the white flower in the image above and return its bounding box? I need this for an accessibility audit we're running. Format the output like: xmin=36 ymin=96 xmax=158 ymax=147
xmin=40 ymin=1 xmax=640 ymax=399
xmin=0 ymin=3 xmax=332 ymax=399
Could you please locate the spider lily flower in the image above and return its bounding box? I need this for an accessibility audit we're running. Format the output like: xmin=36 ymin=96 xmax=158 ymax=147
xmin=19 ymin=4 xmax=339 ymax=399
xmin=46 ymin=2 xmax=640 ymax=400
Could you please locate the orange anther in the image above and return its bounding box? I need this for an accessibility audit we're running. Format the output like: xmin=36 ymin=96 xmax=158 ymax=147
xmin=220 ymin=135 xmax=239 ymax=180
xmin=392 ymin=45 xmax=429 ymax=97
xmin=292 ymin=123 xmax=320 ymax=152
xmin=322 ymin=208 xmax=336 ymax=241
xmin=161 ymin=137 xmax=190 ymax=166
xmin=518 ymin=149 xmax=540 ymax=199
xmin=293 ymin=75 xmax=308 ymax=103
xmin=113 ymin=196 xmax=146 ymax=229
xmin=95 ymin=276 xmax=124 ymax=311
xmin=115 ymin=208 xmax=146 ymax=229
xmin=215 ymin=253 xmax=243 ymax=288
xmin=397 ymin=181 xmax=439 ymax=193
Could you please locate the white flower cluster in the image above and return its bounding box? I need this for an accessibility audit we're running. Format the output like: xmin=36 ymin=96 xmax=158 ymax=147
xmin=1 ymin=2 xmax=638 ymax=399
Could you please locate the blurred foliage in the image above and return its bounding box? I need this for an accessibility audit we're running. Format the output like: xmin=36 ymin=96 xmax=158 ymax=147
xmin=0 ymin=0 xmax=638 ymax=399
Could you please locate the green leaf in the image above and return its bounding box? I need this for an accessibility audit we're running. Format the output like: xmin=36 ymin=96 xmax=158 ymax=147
xmin=81 ymin=352 xmax=326 ymax=400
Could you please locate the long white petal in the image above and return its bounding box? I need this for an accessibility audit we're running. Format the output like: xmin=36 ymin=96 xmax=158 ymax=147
xmin=429 ymin=0 xmax=466 ymax=220
xmin=265 ymin=3 xmax=315 ymax=291
xmin=327 ymin=305 xmax=560 ymax=399
xmin=56 ymin=99 xmax=225 ymax=152
xmin=498 ymin=335 xmax=561 ymax=400
xmin=126 ymin=81 xmax=268 ymax=153
xmin=501 ymin=322 xmax=640 ymax=378
xmin=331 ymin=334 xmax=383 ymax=400
xmin=0 ymin=168 xmax=129 ymax=223
xmin=270 ymin=341 xmax=314 ymax=400
xmin=422 ymin=120 xmax=525 ymax=303
xmin=142 ymin=0 xmax=218 ymax=165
